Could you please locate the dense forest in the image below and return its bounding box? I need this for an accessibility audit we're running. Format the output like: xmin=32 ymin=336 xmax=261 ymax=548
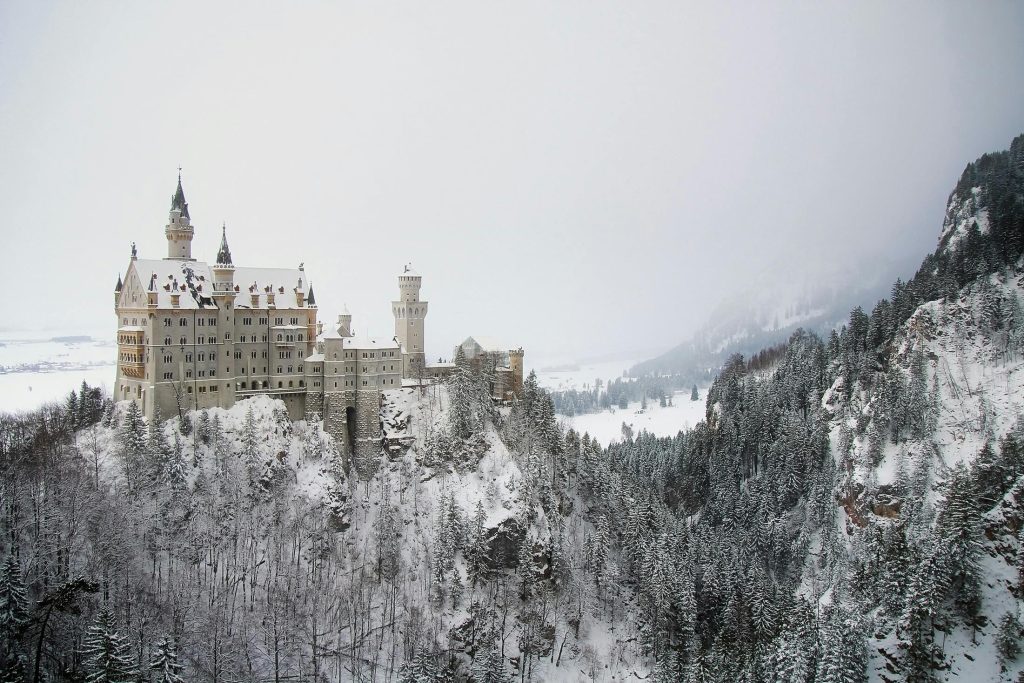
xmin=1 ymin=135 xmax=1023 ymax=681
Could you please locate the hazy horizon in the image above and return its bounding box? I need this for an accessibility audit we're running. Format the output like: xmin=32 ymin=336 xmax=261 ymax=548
xmin=2 ymin=2 xmax=1022 ymax=364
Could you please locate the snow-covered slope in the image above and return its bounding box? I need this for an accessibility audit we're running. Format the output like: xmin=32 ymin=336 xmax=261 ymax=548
xmin=823 ymin=270 xmax=1024 ymax=682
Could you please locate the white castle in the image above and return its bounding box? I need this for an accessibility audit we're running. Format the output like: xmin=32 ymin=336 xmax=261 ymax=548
xmin=114 ymin=175 xmax=523 ymax=461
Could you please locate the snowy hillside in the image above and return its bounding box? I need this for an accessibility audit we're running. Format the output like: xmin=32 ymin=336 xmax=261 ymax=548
xmin=824 ymin=270 xmax=1024 ymax=682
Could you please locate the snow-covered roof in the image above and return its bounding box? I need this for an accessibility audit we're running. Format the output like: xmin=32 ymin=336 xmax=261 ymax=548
xmin=127 ymin=260 xmax=308 ymax=311
xmin=344 ymin=336 xmax=399 ymax=350
xmin=131 ymin=259 xmax=215 ymax=309
xmin=305 ymin=352 xmax=325 ymax=363
xmin=427 ymin=362 xmax=455 ymax=368
xmin=460 ymin=335 xmax=507 ymax=356
xmin=234 ymin=266 xmax=306 ymax=309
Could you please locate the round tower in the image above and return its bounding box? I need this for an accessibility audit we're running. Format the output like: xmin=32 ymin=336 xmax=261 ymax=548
xmin=392 ymin=264 xmax=428 ymax=378
xmin=165 ymin=172 xmax=195 ymax=260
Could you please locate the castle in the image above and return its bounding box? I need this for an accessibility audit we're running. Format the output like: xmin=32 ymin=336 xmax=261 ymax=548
xmin=114 ymin=175 xmax=524 ymax=462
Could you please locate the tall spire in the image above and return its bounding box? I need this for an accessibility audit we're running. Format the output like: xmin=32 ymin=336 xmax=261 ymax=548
xmin=170 ymin=170 xmax=189 ymax=219
xmin=216 ymin=222 xmax=233 ymax=266
xmin=307 ymin=285 xmax=316 ymax=306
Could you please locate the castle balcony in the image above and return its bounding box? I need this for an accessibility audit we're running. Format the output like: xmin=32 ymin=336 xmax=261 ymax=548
xmin=117 ymin=327 xmax=145 ymax=346
xmin=119 ymin=362 xmax=145 ymax=379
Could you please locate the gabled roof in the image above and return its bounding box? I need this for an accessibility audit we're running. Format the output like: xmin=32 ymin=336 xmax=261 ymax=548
xmin=126 ymin=260 xmax=306 ymax=310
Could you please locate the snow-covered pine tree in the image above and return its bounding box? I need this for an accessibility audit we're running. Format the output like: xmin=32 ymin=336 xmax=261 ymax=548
xmin=241 ymin=406 xmax=260 ymax=469
xmin=80 ymin=608 xmax=138 ymax=683
xmin=117 ymin=400 xmax=147 ymax=491
xmin=149 ymin=635 xmax=184 ymax=683
xmin=471 ymin=642 xmax=510 ymax=683
xmin=0 ymin=555 xmax=29 ymax=676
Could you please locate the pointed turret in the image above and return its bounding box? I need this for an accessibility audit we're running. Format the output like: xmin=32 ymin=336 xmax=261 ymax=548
xmin=307 ymin=285 xmax=316 ymax=306
xmin=216 ymin=223 xmax=233 ymax=265
xmin=170 ymin=172 xmax=190 ymax=219
xmin=115 ymin=274 xmax=123 ymax=293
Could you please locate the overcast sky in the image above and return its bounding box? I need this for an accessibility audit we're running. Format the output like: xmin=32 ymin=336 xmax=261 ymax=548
xmin=1 ymin=1 xmax=1021 ymax=364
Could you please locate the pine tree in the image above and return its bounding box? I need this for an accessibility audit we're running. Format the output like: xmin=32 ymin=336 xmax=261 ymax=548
xmin=149 ymin=635 xmax=184 ymax=683
xmin=471 ymin=643 xmax=509 ymax=683
xmin=80 ymin=608 xmax=138 ymax=683
xmin=691 ymin=385 xmax=699 ymax=401
xmin=118 ymin=400 xmax=147 ymax=490
xmin=398 ymin=648 xmax=438 ymax=683
xmin=241 ymin=407 xmax=260 ymax=469
xmin=0 ymin=555 xmax=29 ymax=677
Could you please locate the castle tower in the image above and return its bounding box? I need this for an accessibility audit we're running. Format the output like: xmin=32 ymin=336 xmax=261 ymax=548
xmin=392 ymin=264 xmax=428 ymax=378
xmin=165 ymin=172 xmax=195 ymax=260
xmin=210 ymin=223 xmax=236 ymax=409
xmin=338 ymin=305 xmax=353 ymax=337
xmin=509 ymin=348 xmax=525 ymax=398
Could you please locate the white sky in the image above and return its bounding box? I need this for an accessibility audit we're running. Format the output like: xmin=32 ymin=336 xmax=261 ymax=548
xmin=1 ymin=1 xmax=1021 ymax=364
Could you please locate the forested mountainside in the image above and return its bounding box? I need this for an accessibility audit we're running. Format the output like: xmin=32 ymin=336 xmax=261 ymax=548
xmin=627 ymin=262 xmax=898 ymax=385
xmin=1 ymin=135 xmax=1023 ymax=682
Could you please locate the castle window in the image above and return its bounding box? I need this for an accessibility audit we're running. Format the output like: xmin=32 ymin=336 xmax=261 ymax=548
xmin=199 ymin=386 xmax=206 ymax=393
xmin=180 ymin=319 xmax=187 ymax=326
xmin=163 ymin=372 xmax=173 ymax=379
xmin=277 ymin=366 xmax=283 ymax=373
xmin=186 ymin=353 xmax=192 ymax=362
xmin=210 ymin=385 xmax=218 ymax=392
xmin=298 ymin=365 xmax=303 ymax=372
xmin=298 ymin=334 xmax=304 ymax=342
xmin=288 ymin=381 xmax=293 ymax=387
xmin=277 ymin=334 xmax=283 ymax=342
xmin=299 ymin=380 xmax=304 ymax=387
xmin=197 ymin=318 xmax=204 ymax=327
xmin=252 ymin=351 xmax=257 ymax=359
xmin=278 ymin=382 xmax=282 ymax=388
xmin=186 ymin=370 xmax=192 ymax=378
xmin=179 ymin=336 xmax=187 ymax=345
xmin=187 ymin=387 xmax=192 ymax=393
xmin=275 ymin=317 xmax=283 ymax=325
xmin=164 ymin=336 xmax=172 ymax=345
xmin=241 ymin=382 xmax=247 ymax=389
xmin=259 ymin=317 xmax=268 ymax=325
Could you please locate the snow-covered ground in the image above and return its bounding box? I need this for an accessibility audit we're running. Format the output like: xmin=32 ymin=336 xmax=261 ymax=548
xmin=0 ymin=332 xmax=115 ymax=413
xmin=532 ymin=357 xmax=635 ymax=393
xmin=558 ymin=389 xmax=708 ymax=446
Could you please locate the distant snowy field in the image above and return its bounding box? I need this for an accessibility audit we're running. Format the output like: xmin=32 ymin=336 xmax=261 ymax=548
xmin=532 ymin=357 xmax=635 ymax=394
xmin=0 ymin=331 xmax=114 ymax=413
xmin=533 ymin=356 xmax=710 ymax=445
xmin=558 ymin=390 xmax=708 ymax=446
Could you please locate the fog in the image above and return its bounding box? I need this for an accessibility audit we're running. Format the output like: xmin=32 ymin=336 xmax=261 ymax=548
xmin=1 ymin=1 xmax=1021 ymax=365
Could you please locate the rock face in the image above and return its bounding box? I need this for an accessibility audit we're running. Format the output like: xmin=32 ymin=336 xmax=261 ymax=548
xmin=486 ymin=517 xmax=525 ymax=571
